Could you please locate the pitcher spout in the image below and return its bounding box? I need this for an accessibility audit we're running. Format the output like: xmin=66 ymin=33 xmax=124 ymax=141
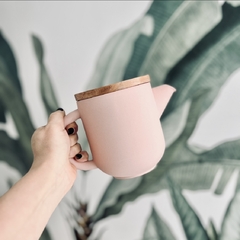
xmin=152 ymin=84 xmax=176 ymax=118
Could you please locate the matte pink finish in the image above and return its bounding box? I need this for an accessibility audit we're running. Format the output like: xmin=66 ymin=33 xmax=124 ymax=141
xmin=64 ymin=76 xmax=175 ymax=179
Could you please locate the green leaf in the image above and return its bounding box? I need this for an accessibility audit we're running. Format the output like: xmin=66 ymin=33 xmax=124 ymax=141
xmin=207 ymin=220 xmax=218 ymax=240
xmin=200 ymin=139 xmax=240 ymax=194
xmin=202 ymin=140 xmax=240 ymax=160
xmin=162 ymin=3 xmax=240 ymax=119
xmin=40 ymin=228 xmax=52 ymax=240
xmin=167 ymin=176 xmax=209 ymax=240
xmin=0 ymin=59 xmax=34 ymax=170
xmin=0 ymin=31 xmax=22 ymax=122
xmin=158 ymin=1 xmax=240 ymax=169
xmin=125 ymin=1 xmax=227 ymax=147
xmin=32 ymin=34 xmax=58 ymax=116
xmin=139 ymin=1 xmax=222 ymax=87
xmin=86 ymin=14 xmax=154 ymax=90
xmin=227 ymin=1 xmax=240 ymax=7
xmin=0 ymin=130 xmax=26 ymax=174
xmin=165 ymin=161 xmax=234 ymax=193
xmin=163 ymin=138 xmax=240 ymax=193
xmin=91 ymin=177 xmax=141 ymax=222
xmin=143 ymin=206 xmax=176 ymax=240
xmin=161 ymin=100 xmax=191 ymax=147
xmin=157 ymin=2 xmax=240 ymax=152
xmin=220 ymin=188 xmax=240 ymax=240
xmin=213 ymin=169 xmax=235 ymax=195
xmin=123 ymin=0 xmax=184 ymax=80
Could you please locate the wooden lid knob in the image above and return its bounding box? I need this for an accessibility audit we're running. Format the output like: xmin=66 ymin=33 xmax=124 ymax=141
xmin=75 ymin=75 xmax=150 ymax=101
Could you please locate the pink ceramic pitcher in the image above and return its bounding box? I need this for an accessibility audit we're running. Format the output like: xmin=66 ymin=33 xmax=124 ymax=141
xmin=65 ymin=75 xmax=175 ymax=179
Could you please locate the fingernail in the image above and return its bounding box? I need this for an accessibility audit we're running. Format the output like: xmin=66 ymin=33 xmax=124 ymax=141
xmin=57 ymin=108 xmax=64 ymax=111
xmin=67 ymin=128 xmax=74 ymax=135
xmin=75 ymin=153 xmax=82 ymax=159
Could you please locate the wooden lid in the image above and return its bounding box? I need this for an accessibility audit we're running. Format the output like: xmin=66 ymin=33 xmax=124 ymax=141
xmin=75 ymin=75 xmax=150 ymax=101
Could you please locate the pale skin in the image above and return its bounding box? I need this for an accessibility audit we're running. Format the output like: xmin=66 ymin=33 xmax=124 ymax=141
xmin=0 ymin=109 xmax=88 ymax=240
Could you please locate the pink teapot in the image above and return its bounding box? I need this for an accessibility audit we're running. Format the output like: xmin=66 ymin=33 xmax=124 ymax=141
xmin=65 ymin=75 xmax=176 ymax=179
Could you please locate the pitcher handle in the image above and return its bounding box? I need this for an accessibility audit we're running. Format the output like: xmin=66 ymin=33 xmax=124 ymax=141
xmin=64 ymin=110 xmax=97 ymax=171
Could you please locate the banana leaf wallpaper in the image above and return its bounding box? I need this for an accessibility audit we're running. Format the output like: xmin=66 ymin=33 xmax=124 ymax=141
xmin=1 ymin=1 xmax=240 ymax=240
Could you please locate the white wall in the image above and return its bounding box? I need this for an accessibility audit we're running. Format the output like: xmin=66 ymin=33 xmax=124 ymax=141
xmin=0 ymin=1 xmax=240 ymax=240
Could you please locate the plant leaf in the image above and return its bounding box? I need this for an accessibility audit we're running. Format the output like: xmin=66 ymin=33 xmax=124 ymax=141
xmin=213 ymin=168 xmax=234 ymax=195
xmin=167 ymin=176 xmax=209 ymax=240
xmin=162 ymin=137 xmax=240 ymax=193
xmin=0 ymin=161 xmax=22 ymax=194
xmin=227 ymin=1 xmax=240 ymax=7
xmin=220 ymin=188 xmax=240 ymax=240
xmin=32 ymin=34 xmax=59 ymax=116
xmin=0 ymin=32 xmax=21 ymax=92
xmin=0 ymin=59 xmax=34 ymax=170
xmin=86 ymin=14 xmax=154 ymax=90
xmin=143 ymin=206 xmax=176 ymax=240
xmin=207 ymin=220 xmax=218 ymax=240
xmin=201 ymin=139 xmax=240 ymax=195
xmin=0 ymin=130 xmax=26 ymax=174
xmin=161 ymin=100 xmax=191 ymax=147
xmin=123 ymin=0 xmax=184 ymax=80
xmin=162 ymin=3 xmax=240 ymax=119
xmin=0 ymin=31 xmax=22 ymax=122
xmin=91 ymin=177 xmax=141 ymax=222
xmin=40 ymin=228 xmax=52 ymax=240
xmin=159 ymin=2 xmax=240 ymax=151
xmin=155 ymin=1 xmax=240 ymax=187
xmin=138 ymin=1 xmax=222 ymax=87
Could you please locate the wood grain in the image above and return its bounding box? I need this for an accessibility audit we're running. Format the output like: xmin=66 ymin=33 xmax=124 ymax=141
xmin=75 ymin=75 xmax=150 ymax=101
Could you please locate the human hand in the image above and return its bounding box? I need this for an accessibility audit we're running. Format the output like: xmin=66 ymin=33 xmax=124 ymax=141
xmin=30 ymin=108 xmax=88 ymax=192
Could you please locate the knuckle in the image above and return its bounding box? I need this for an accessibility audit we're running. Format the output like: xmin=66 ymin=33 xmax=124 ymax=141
xmin=31 ymin=126 xmax=45 ymax=145
xmin=49 ymin=111 xmax=56 ymax=119
xmin=75 ymin=143 xmax=81 ymax=151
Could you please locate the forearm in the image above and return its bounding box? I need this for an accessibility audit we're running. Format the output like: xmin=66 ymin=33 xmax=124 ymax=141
xmin=0 ymin=110 xmax=79 ymax=239
xmin=0 ymin=162 xmax=69 ymax=240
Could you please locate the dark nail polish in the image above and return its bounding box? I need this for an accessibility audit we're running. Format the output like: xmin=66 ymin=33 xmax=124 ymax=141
xmin=67 ymin=128 xmax=74 ymax=135
xmin=75 ymin=154 xmax=82 ymax=159
xmin=57 ymin=108 xmax=64 ymax=111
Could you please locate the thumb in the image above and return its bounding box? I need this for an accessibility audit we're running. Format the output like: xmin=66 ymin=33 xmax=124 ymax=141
xmin=48 ymin=108 xmax=66 ymax=127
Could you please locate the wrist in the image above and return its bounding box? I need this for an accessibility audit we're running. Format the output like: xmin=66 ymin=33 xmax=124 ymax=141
xmin=30 ymin=159 xmax=73 ymax=198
